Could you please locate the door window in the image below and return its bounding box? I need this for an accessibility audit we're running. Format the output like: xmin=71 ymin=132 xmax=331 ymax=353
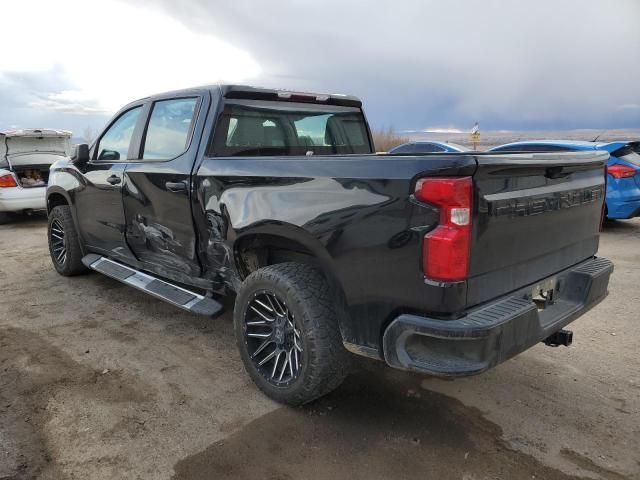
xmin=96 ymin=107 xmax=142 ymax=161
xmin=142 ymin=98 xmax=198 ymax=160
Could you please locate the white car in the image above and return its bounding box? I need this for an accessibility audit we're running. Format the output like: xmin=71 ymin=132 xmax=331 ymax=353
xmin=0 ymin=129 xmax=72 ymax=222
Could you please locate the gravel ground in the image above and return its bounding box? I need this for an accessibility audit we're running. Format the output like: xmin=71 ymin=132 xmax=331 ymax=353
xmin=0 ymin=215 xmax=638 ymax=480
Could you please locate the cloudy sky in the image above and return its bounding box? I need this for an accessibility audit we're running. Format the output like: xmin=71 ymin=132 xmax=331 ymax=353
xmin=1 ymin=0 xmax=638 ymax=136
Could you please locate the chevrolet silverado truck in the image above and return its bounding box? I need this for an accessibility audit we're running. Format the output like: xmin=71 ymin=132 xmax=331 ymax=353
xmin=46 ymin=85 xmax=613 ymax=405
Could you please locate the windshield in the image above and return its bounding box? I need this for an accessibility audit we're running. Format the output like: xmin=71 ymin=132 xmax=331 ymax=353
xmin=210 ymin=100 xmax=372 ymax=156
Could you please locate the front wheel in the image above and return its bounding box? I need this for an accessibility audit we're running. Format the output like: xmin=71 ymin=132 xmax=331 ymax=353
xmin=234 ymin=262 xmax=348 ymax=405
xmin=48 ymin=205 xmax=88 ymax=276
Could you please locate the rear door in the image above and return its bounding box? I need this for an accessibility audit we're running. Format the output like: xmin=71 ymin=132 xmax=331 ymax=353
xmin=468 ymin=151 xmax=608 ymax=306
xmin=122 ymin=93 xmax=208 ymax=284
xmin=75 ymin=105 xmax=144 ymax=260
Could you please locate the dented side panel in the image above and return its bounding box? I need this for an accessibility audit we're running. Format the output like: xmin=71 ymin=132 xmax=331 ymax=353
xmin=121 ymin=91 xmax=210 ymax=286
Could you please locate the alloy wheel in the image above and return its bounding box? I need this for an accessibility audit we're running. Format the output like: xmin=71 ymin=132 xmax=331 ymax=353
xmin=50 ymin=219 xmax=67 ymax=266
xmin=244 ymin=291 xmax=304 ymax=386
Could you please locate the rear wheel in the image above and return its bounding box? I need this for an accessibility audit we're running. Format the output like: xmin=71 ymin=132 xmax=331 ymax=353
xmin=234 ymin=262 xmax=348 ymax=405
xmin=48 ymin=205 xmax=88 ymax=276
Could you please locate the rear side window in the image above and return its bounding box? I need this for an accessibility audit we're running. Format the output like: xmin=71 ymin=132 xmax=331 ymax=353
xmin=97 ymin=107 xmax=142 ymax=161
xmin=142 ymin=98 xmax=198 ymax=160
xmin=210 ymin=101 xmax=372 ymax=156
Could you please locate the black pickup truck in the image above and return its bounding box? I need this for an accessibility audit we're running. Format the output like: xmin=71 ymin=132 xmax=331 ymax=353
xmin=46 ymin=85 xmax=613 ymax=405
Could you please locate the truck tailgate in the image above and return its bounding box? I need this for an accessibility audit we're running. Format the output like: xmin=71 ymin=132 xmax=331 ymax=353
xmin=468 ymin=151 xmax=608 ymax=306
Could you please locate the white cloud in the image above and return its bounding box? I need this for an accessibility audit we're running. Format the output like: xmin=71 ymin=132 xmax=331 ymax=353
xmin=0 ymin=0 xmax=260 ymax=114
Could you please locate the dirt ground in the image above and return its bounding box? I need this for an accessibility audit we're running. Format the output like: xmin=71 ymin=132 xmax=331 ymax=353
xmin=0 ymin=215 xmax=638 ymax=480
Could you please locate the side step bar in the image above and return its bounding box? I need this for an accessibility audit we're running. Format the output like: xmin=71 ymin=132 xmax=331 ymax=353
xmin=82 ymin=254 xmax=223 ymax=317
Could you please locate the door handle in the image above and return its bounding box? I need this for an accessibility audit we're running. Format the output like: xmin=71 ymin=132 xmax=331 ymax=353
xmin=106 ymin=175 xmax=121 ymax=185
xmin=165 ymin=180 xmax=187 ymax=193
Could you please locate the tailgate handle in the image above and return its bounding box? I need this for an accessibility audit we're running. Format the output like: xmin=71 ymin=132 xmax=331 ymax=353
xmin=545 ymin=166 xmax=569 ymax=179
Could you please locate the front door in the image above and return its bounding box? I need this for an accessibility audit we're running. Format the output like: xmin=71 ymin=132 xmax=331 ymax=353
xmin=75 ymin=105 xmax=143 ymax=261
xmin=122 ymin=95 xmax=206 ymax=284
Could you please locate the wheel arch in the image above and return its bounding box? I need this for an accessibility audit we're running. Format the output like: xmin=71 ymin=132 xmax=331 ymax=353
xmin=46 ymin=188 xmax=71 ymax=213
xmin=46 ymin=187 xmax=85 ymax=255
xmin=232 ymin=223 xmax=345 ymax=299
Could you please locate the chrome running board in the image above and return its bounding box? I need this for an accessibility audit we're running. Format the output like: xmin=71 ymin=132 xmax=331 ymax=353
xmin=82 ymin=254 xmax=223 ymax=317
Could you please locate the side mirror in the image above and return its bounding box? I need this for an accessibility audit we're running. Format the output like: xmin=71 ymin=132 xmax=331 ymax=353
xmin=72 ymin=143 xmax=90 ymax=168
xmin=98 ymin=149 xmax=120 ymax=161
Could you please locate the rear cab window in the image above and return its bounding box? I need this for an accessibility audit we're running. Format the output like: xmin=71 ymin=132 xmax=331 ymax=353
xmin=210 ymin=100 xmax=372 ymax=156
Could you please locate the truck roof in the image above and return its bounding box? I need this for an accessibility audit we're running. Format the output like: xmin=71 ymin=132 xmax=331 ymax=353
xmin=125 ymin=84 xmax=363 ymax=109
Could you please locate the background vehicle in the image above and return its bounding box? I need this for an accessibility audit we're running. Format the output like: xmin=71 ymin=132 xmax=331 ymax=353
xmin=0 ymin=129 xmax=72 ymax=222
xmin=489 ymin=140 xmax=640 ymax=219
xmin=388 ymin=140 xmax=468 ymax=154
xmin=46 ymin=85 xmax=612 ymax=405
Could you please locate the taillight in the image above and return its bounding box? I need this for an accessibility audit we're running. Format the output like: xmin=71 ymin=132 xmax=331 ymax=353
xmin=415 ymin=176 xmax=473 ymax=282
xmin=0 ymin=173 xmax=18 ymax=188
xmin=607 ymin=164 xmax=636 ymax=179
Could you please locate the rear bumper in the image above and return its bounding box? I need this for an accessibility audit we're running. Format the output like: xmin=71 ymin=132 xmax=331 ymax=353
xmin=0 ymin=186 xmax=46 ymax=212
xmin=383 ymin=256 xmax=613 ymax=376
xmin=606 ymin=199 xmax=640 ymax=219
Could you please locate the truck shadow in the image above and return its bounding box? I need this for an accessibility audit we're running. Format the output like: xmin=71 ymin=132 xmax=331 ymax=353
xmin=171 ymin=362 xmax=591 ymax=480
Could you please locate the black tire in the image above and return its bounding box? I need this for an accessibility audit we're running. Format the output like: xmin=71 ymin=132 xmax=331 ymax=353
xmin=48 ymin=205 xmax=88 ymax=276
xmin=234 ymin=262 xmax=348 ymax=405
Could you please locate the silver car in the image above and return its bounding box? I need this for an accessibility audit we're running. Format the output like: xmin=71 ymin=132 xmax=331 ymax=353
xmin=0 ymin=129 xmax=72 ymax=222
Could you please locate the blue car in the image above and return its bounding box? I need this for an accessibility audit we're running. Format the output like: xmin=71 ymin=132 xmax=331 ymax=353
xmin=489 ymin=140 xmax=640 ymax=219
xmin=388 ymin=140 xmax=468 ymax=154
